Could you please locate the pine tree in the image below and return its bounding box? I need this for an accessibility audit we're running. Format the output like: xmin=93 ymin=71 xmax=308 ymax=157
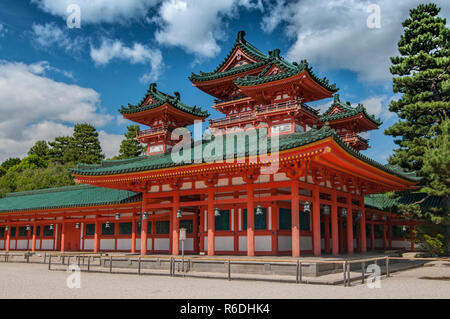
xmin=385 ymin=3 xmax=449 ymax=171
xmin=28 ymin=140 xmax=50 ymax=160
xmin=72 ymin=123 xmax=105 ymax=164
xmin=115 ymin=125 xmax=146 ymax=159
xmin=385 ymin=3 xmax=449 ymax=254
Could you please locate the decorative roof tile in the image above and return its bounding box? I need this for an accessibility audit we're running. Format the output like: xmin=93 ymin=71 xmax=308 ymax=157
xmin=119 ymin=83 xmax=209 ymax=118
xmin=0 ymin=185 xmax=140 ymax=213
xmin=364 ymin=192 xmax=442 ymax=212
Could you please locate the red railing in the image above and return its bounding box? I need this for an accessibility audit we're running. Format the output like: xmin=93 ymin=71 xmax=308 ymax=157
xmin=209 ymin=101 xmax=318 ymax=126
xmin=341 ymin=133 xmax=369 ymax=145
xmin=136 ymin=126 xmax=169 ymax=138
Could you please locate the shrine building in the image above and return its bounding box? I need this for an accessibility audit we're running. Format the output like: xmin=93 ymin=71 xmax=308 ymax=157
xmin=0 ymin=31 xmax=434 ymax=257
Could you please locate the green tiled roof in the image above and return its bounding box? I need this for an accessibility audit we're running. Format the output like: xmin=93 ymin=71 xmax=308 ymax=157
xmin=119 ymin=83 xmax=209 ymax=118
xmin=189 ymin=31 xmax=270 ymax=83
xmin=234 ymin=58 xmax=338 ymax=93
xmin=364 ymin=192 xmax=442 ymax=212
xmin=70 ymin=125 xmax=420 ymax=183
xmin=0 ymin=185 xmax=140 ymax=213
xmin=319 ymin=94 xmax=382 ymax=125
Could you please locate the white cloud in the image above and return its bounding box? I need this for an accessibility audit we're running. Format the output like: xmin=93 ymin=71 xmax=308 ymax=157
xmin=261 ymin=0 xmax=450 ymax=83
xmin=90 ymin=38 xmax=163 ymax=83
xmin=31 ymin=22 xmax=86 ymax=54
xmin=0 ymin=60 xmax=115 ymax=161
xmin=154 ymin=0 xmax=263 ymax=57
xmin=359 ymin=95 xmax=394 ymax=120
xmin=31 ymin=0 xmax=161 ymax=24
xmin=98 ymin=130 xmax=123 ymax=159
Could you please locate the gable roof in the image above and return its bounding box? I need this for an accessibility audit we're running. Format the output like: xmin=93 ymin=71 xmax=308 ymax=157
xmin=364 ymin=192 xmax=442 ymax=213
xmin=119 ymin=83 xmax=209 ymax=118
xmin=69 ymin=125 xmax=420 ymax=183
xmin=319 ymin=94 xmax=382 ymax=125
xmin=0 ymin=184 xmax=140 ymax=213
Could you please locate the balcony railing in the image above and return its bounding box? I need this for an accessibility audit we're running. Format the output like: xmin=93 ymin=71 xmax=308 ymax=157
xmin=137 ymin=126 xmax=170 ymax=138
xmin=341 ymin=133 xmax=369 ymax=145
xmin=209 ymin=101 xmax=319 ymax=126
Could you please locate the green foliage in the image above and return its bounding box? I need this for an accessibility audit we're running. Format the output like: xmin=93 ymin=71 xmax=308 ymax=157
xmin=385 ymin=3 xmax=449 ymax=172
xmin=28 ymin=140 xmax=50 ymax=160
xmin=1 ymin=158 xmax=21 ymax=171
xmin=0 ymin=163 xmax=75 ymax=197
xmin=8 ymin=154 xmax=47 ymax=173
xmin=48 ymin=123 xmax=105 ymax=165
xmin=414 ymin=222 xmax=448 ymax=255
xmin=385 ymin=3 xmax=450 ymax=254
xmin=0 ymin=166 xmax=5 ymax=178
xmin=114 ymin=125 xmax=146 ymax=160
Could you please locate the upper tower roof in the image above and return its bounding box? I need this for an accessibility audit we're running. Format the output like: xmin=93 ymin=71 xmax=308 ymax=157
xmin=119 ymin=83 xmax=209 ymax=122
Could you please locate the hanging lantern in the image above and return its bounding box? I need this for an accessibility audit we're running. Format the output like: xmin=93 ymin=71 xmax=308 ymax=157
xmin=341 ymin=207 xmax=347 ymax=217
xmin=372 ymin=214 xmax=377 ymax=221
xmin=143 ymin=212 xmax=148 ymax=220
xmin=402 ymin=225 xmax=407 ymax=232
xmin=303 ymin=201 xmax=311 ymax=213
xmin=115 ymin=212 xmax=120 ymax=220
xmin=49 ymin=224 xmax=54 ymax=230
xmin=214 ymin=207 xmax=221 ymax=217
xmin=105 ymin=221 xmax=110 ymax=228
xmin=176 ymin=209 xmax=182 ymax=219
xmin=382 ymin=215 xmax=387 ymax=221
xmin=323 ymin=205 xmax=330 ymax=215
xmin=26 ymin=224 xmax=30 ymax=231
xmin=75 ymin=223 xmax=80 ymax=229
xmin=356 ymin=211 xmax=362 ymax=220
xmin=256 ymin=205 xmax=263 ymax=215
xmin=5 ymin=226 xmax=9 ymax=231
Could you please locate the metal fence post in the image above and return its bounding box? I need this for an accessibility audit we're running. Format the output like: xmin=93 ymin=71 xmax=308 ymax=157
xmin=386 ymin=256 xmax=390 ymax=277
xmin=228 ymin=259 xmax=231 ymax=281
xmin=109 ymin=256 xmax=112 ymax=273
xmin=343 ymin=261 xmax=347 ymax=287
xmin=138 ymin=257 xmax=141 ymax=275
xmin=296 ymin=260 xmax=299 ymax=284
xmin=48 ymin=255 xmax=51 ymax=270
xmin=26 ymin=252 xmax=29 ymax=264
xmin=44 ymin=252 xmax=46 ymax=264
xmin=299 ymin=262 xmax=302 ymax=283
xmin=362 ymin=261 xmax=366 ymax=284
xmin=87 ymin=256 xmax=90 ymax=272
xmin=347 ymin=262 xmax=351 ymax=287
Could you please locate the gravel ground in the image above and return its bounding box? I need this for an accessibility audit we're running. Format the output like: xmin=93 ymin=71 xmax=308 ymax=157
xmin=0 ymin=261 xmax=448 ymax=299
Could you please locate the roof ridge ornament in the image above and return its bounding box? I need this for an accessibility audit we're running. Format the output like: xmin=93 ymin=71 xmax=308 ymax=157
xmin=237 ymin=30 xmax=246 ymax=43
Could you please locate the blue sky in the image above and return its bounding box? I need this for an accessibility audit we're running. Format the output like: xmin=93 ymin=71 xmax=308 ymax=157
xmin=0 ymin=0 xmax=448 ymax=163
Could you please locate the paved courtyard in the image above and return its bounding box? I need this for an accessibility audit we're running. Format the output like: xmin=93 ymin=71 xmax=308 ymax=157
xmin=0 ymin=261 xmax=448 ymax=299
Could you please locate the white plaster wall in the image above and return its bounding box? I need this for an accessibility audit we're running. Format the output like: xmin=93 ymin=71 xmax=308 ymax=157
xmin=147 ymin=238 xmax=153 ymax=251
xmin=232 ymin=177 xmax=244 ymax=185
xmin=179 ymin=238 xmax=193 ymax=251
xmin=101 ymin=239 xmax=115 ymax=250
xmin=16 ymin=240 xmax=27 ymax=249
xmin=255 ymin=235 xmax=271 ymax=252
xmin=10 ymin=240 xmax=16 ymax=249
xmin=154 ymin=238 xmax=169 ymax=251
xmin=41 ymin=240 xmax=53 ymax=250
xmin=278 ymin=235 xmax=291 ymax=251
xmin=238 ymin=235 xmax=247 ymax=251
xmin=215 ymin=236 xmax=234 ymax=251
xmin=84 ymin=239 xmax=94 ymax=250
xmin=195 ymin=181 xmax=207 ymax=189
xmin=0 ymin=241 xmax=4 ymax=249
xmin=117 ymin=239 xmax=132 ymax=250
xmin=301 ymin=236 xmax=312 ymax=250
xmin=135 ymin=238 xmax=141 ymax=250
xmin=274 ymin=173 xmax=288 ymax=181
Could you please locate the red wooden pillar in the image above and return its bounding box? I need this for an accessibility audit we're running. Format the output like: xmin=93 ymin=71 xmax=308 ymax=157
xmin=272 ymin=203 xmax=279 ymax=255
xmin=346 ymin=195 xmax=353 ymax=254
xmin=247 ymin=181 xmax=255 ymax=257
xmin=291 ymin=179 xmax=300 ymax=257
xmin=312 ymin=185 xmax=321 ymax=256
xmin=339 ymin=213 xmax=344 ymax=252
xmin=140 ymin=215 xmax=148 ymax=255
xmin=31 ymin=223 xmax=37 ymax=252
xmin=94 ymin=220 xmax=100 ymax=253
xmin=360 ymin=194 xmax=367 ymax=253
xmin=207 ymin=186 xmax=215 ymax=256
xmin=5 ymin=225 xmax=10 ymax=251
xmin=131 ymin=215 xmax=136 ymax=254
xmin=60 ymin=222 xmax=65 ymax=253
xmin=331 ymin=191 xmax=339 ymax=255
xmin=199 ymin=206 xmax=205 ymax=253
xmin=371 ymin=222 xmax=375 ymax=250
xmin=140 ymin=195 xmax=148 ymax=255
xmin=172 ymin=189 xmax=180 ymax=255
